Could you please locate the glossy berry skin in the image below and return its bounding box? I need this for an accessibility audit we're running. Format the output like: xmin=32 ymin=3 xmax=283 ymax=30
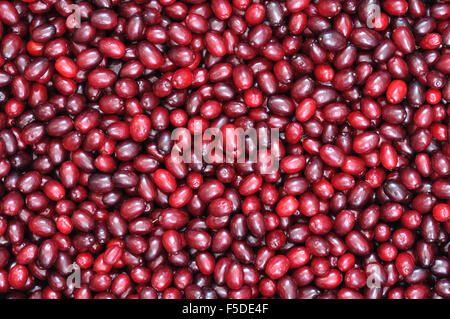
xmin=314 ymin=64 xmax=334 ymax=82
xmin=265 ymin=256 xmax=290 ymax=280
xmin=275 ymin=196 xmax=299 ymax=217
xmin=130 ymin=115 xmax=151 ymax=142
xmin=433 ymin=204 xmax=450 ymax=222
xmin=380 ymin=143 xmax=398 ymax=170
xmin=395 ymin=252 xmax=415 ymax=277
xmin=55 ymin=57 xmax=78 ymax=78
xmin=386 ymin=80 xmax=407 ymax=104
xmin=8 ymin=265 xmax=28 ymax=289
